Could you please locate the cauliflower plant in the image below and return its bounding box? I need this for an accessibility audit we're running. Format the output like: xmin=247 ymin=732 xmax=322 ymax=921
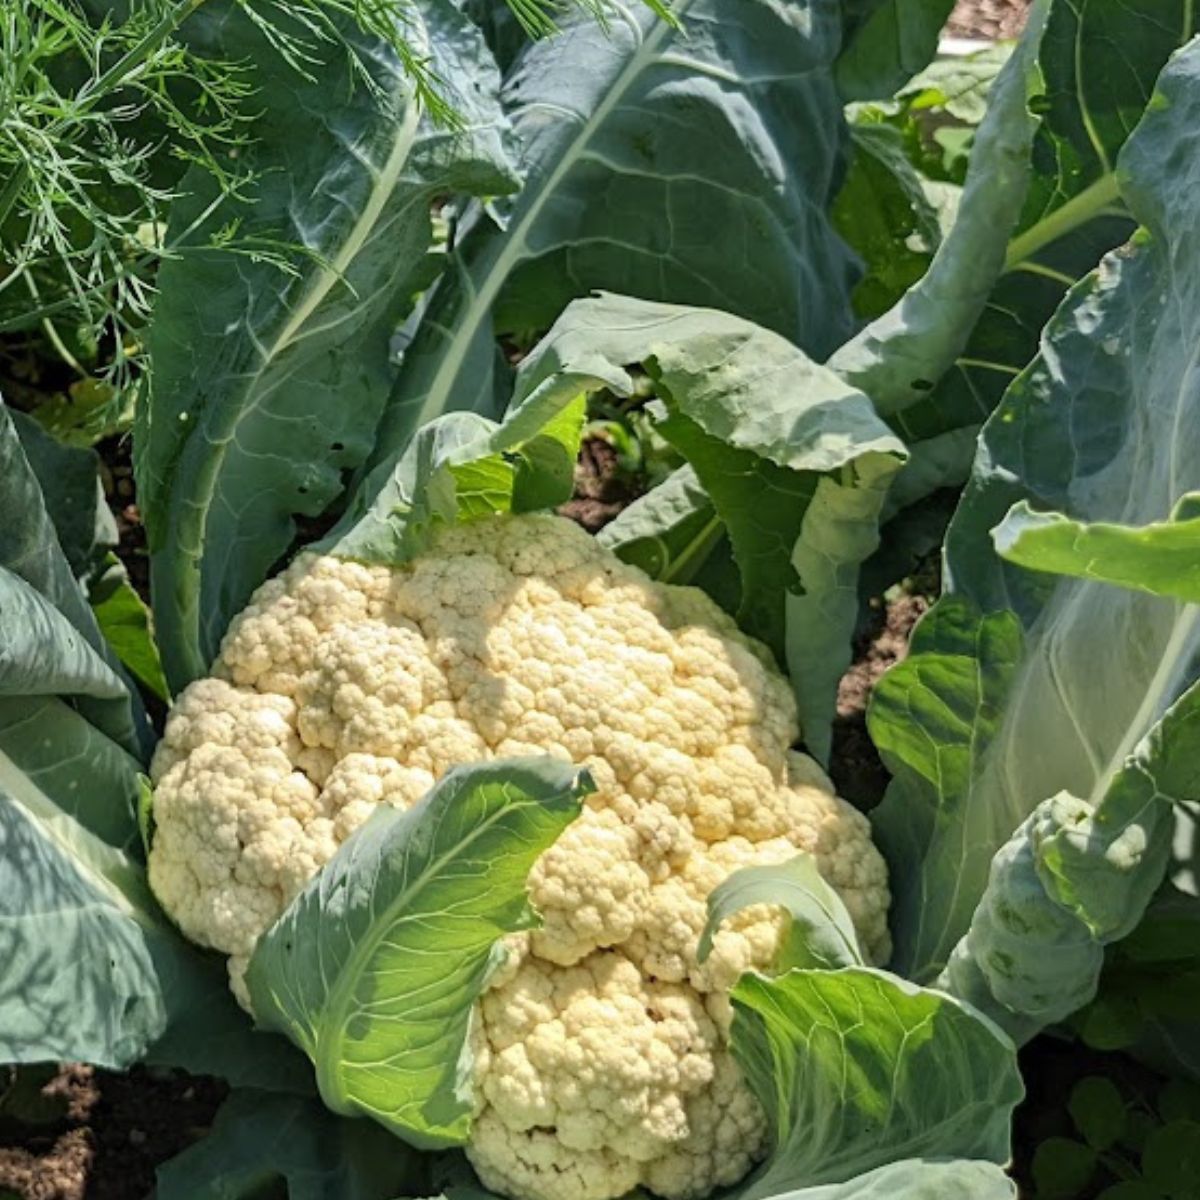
xmin=148 ymin=512 xmax=890 ymax=1200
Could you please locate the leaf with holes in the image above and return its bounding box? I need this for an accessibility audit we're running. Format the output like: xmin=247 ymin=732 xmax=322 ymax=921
xmin=141 ymin=1 xmax=517 ymax=691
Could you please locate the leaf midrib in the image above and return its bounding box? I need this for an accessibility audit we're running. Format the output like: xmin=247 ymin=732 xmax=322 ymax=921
xmin=412 ymin=0 xmax=690 ymax=431
xmin=311 ymin=787 xmax=541 ymax=1116
xmin=165 ymin=68 xmax=423 ymax=680
xmin=1003 ymin=171 xmax=1123 ymax=270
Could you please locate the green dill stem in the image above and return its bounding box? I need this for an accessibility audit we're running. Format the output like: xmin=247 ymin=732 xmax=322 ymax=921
xmin=70 ymin=0 xmax=211 ymax=121
xmin=0 ymin=164 xmax=28 ymax=237
xmin=0 ymin=268 xmax=134 ymax=334
xmin=0 ymin=1 xmax=211 ymax=234
xmin=24 ymin=273 xmax=86 ymax=376
xmin=0 ymin=181 xmax=235 ymax=335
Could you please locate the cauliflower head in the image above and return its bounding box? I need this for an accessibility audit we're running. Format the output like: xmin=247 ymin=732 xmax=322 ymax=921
xmin=148 ymin=512 xmax=890 ymax=1200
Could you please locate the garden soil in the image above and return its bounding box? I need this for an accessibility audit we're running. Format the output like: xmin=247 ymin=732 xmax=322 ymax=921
xmin=947 ymin=0 xmax=1029 ymax=40
xmin=829 ymin=591 xmax=928 ymax=810
xmin=0 ymin=1068 xmax=227 ymax=1200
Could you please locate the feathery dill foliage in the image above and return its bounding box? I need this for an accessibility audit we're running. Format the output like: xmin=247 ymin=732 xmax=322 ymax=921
xmin=0 ymin=1 xmax=237 ymax=375
xmin=0 ymin=0 xmax=675 ymax=384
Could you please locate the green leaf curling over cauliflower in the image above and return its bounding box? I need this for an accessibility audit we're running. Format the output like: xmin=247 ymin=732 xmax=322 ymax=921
xmin=147 ymin=513 xmax=890 ymax=1200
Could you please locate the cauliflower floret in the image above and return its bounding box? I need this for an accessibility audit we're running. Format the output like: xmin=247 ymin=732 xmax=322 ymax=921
xmin=525 ymin=806 xmax=652 ymax=965
xmin=148 ymin=680 xmax=331 ymax=961
xmin=470 ymin=952 xmax=763 ymax=1200
xmin=148 ymin=512 xmax=891 ymax=1200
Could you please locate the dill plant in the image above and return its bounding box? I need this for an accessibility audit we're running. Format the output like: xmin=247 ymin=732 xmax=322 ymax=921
xmin=0 ymin=0 xmax=673 ymax=390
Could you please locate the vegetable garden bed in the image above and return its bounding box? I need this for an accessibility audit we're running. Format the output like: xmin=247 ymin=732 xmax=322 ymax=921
xmin=2 ymin=1 xmax=1198 ymax=1199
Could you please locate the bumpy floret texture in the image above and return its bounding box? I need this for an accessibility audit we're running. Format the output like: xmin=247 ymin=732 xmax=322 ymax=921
xmin=148 ymin=513 xmax=890 ymax=1200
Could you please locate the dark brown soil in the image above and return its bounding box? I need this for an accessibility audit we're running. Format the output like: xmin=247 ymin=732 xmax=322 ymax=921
xmin=0 ymin=334 xmax=75 ymax=418
xmin=558 ymin=436 xmax=644 ymax=533
xmin=946 ymin=0 xmax=1029 ymax=40
xmin=0 ymin=1067 xmax=226 ymax=1200
xmin=829 ymin=590 xmax=930 ymax=810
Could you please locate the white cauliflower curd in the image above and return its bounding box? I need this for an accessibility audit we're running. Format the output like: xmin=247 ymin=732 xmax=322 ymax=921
xmin=147 ymin=512 xmax=890 ymax=1200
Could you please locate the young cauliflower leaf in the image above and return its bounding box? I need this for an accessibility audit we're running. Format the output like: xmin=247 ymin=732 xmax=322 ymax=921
xmin=993 ymin=493 xmax=1200 ymax=606
xmin=700 ymin=856 xmax=864 ymax=973
xmin=696 ymin=857 xmax=1022 ymax=1199
xmin=329 ymin=391 xmax=589 ymax=564
xmin=246 ymin=758 xmax=593 ymax=1149
xmin=596 ymin=465 xmax=722 ymax=586
xmin=727 ymin=970 xmax=1022 ymax=1200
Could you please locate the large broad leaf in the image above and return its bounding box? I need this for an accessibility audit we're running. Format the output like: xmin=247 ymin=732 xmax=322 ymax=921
xmin=0 ymin=400 xmax=144 ymax=754
xmin=359 ymin=0 xmax=858 ymax=487
xmin=0 ymin=400 xmax=161 ymax=1064
xmin=726 ymin=968 xmax=1022 ymax=1200
xmin=832 ymin=121 xmax=943 ymax=321
xmin=10 ymin=406 xmax=167 ymax=700
xmin=857 ymin=427 xmax=977 ymax=600
xmin=0 ymin=681 xmax=310 ymax=1089
xmin=868 ymin=42 xmax=1200 ymax=1031
xmin=0 ymin=566 xmax=132 ymax=736
xmin=0 ymin=408 xmax=308 ymax=1088
xmin=246 ymin=758 xmax=592 ymax=1149
xmin=0 ymin=693 xmax=173 ymax=1066
xmin=828 ymin=0 xmax=1050 ymax=416
xmin=460 ymin=0 xmax=529 ymax=72
xmin=887 ymin=1 xmax=1200 ymax=448
xmin=9 ymin=408 xmax=112 ymax=583
xmin=141 ymin=2 xmax=517 ymax=692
